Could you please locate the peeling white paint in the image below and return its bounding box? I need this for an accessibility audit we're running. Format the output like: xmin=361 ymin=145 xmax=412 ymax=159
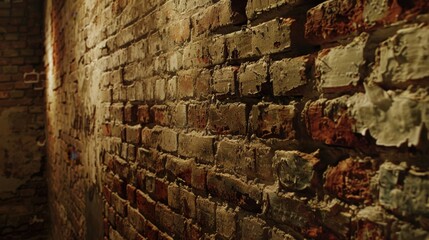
xmin=349 ymin=82 xmax=429 ymax=147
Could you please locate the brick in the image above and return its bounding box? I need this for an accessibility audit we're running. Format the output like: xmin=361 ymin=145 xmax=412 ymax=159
xmin=378 ymin=162 xmax=429 ymax=218
xmin=125 ymin=125 xmax=141 ymax=144
xmin=325 ymin=158 xmax=374 ymax=204
xmin=191 ymin=0 xmax=246 ymax=36
xmin=136 ymin=190 xmax=156 ymax=223
xmin=144 ymin=221 xmax=161 ymax=240
xmin=207 ymin=171 xmax=262 ymax=212
xmin=191 ymin=165 xmax=207 ymax=192
xmin=249 ymin=103 xmax=296 ymax=139
xmin=166 ymin=76 xmax=177 ymax=100
xmin=109 ymin=228 xmax=125 ymax=240
xmin=185 ymin=223 xmax=202 ymax=240
xmin=137 ymin=105 xmax=150 ymax=124
xmin=208 ymin=103 xmax=247 ymax=135
xmin=225 ymin=29 xmax=253 ymax=60
xmin=195 ymin=68 xmax=211 ymax=100
xmin=216 ymin=205 xmax=236 ymax=239
xmin=187 ymin=102 xmax=208 ymax=130
xmin=165 ymin=155 xmax=193 ymax=185
xmin=215 ymin=140 xmax=261 ymax=179
xmin=127 ymin=184 xmax=137 ymax=206
xmin=177 ymin=69 xmax=196 ymax=99
xmin=114 ymin=157 xmax=130 ymax=180
xmin=241 ymin=216 xmax=268 ymax=240
xmin=374 ymin=25 xmax=429 ymax=87
xmin=238 ymin=58 xmax=268 ymax=96
xmin=319 ymin=198 xmax=352 ymax=239
xmin=178 ymin=133 xmax=215 ymax=163
xmin=251 ymin=18 xmax=295 ymax=56
xmin=166 ymin=51 xmax=183 ymax=73
xmin=316 ymin=33 xmax=368 ymax=93
xmin=196 ymin=197 xmax=216 ymax=232
xmin=112 ymin=192 xmax=128 ymax=217
xmin=168 ymin=184 xmax=196 ymax=219
xmin=305 ymin=0 xmax=362 ymax=44
xmin=150 ymin=105 xmax=170 ymax=126
xmin=136 ymin=148 xmax=165 ymax=174
xmin=172 ymin=103 xmax=187 ymax=128
xmin=270 ymin=228 xmax=295 ymax=240
xmin=305 ymin=0 xmax=429 ymax=44
xmin=155 ymin=203 xmax=186 ymax=238
xmin=212 ymin=66 xmax=238 ymax=95
xmin=264 ymin=189 xmax=319 ymax=237
xmin=183 ymin=36 xmax=226 ymax=68
xmin=159 ymin=128 xmax=178 ymax=153
xmin=113 ymin=175 xmax=127 ymax=198
xmin=154 ymin=178 xmax=169 ymax=203
xmin=110 ymin=103 xmax=124 ymax=123
xmin=246 ymin=0 xmax=306 ymax=20
xmin=270 ymin=55 xmax=313 ymax=96
xmin=304 ymin=98 xmax=368 ymax=148
xmin=154 ymin=78 xmax=166 ymax=101
xmin=166 ymin=18 xmax=190 ymax=45
xmin=273 ymin=150 xmax=320 ymax=191
xmin=141 ymin=127 xmax=162 ymax=149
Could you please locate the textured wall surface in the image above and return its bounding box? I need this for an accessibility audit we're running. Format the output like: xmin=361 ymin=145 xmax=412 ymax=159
xmin=0 ymin=0 xmax=48 ymax=239
xmin=44 ymin=0 xmax=429 ymax=239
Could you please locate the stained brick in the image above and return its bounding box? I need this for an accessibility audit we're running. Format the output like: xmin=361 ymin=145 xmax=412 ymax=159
xmin=178 ymin=133 xmax=215 ymax=163
xmin=238 ymin=58 xmax=268 ymax=96
xmin=208 ymin=103 xmax=247 ymax=135
xmin=250 ymin=103 xmax=296 ymax=139
xmin=270 ymin=55 xmax=313 ymax=96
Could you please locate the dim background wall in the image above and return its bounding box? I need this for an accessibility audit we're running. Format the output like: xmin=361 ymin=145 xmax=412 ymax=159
xmin=44 ymin=0 xmax=429 ymax=239
xmin=0 ymin=0 xmax=47 ymax=239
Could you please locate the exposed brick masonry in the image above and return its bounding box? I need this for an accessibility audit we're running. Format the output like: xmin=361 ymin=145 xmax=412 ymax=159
xmin=44 ymin=0 xmax=429 ymax=239
xmin=0 ymin=0 xmax=47 ymax=239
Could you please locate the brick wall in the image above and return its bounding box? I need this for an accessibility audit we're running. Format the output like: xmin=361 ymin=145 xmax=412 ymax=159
xmin=44 ymin=0 xmax=429 ymax=239
xmin=0 ymin=0 xmax=47 ymax=239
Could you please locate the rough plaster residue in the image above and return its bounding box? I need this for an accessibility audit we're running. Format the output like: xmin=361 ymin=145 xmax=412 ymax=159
xmin=317 ymin=33 xmax=368 ymax=91
xmin=349 ymin=82 xmax=429 ymax=147
xmin=377 ymin=24 xmax=429 ymax=85
xmin=363 ymin=0 xmax=390 ymax=24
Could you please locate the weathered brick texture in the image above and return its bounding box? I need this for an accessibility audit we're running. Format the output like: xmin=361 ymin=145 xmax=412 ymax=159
xmin=0 ymin=0 xmax=47 ymax=239
xmin=44 ymin=0 xmax=429 ymax=239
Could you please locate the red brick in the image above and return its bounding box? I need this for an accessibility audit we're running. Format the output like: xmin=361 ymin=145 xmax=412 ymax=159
xmin=305 ymin=0 xmax=429 ymax=44
xmin=127 ymin=184 xmax=137 ymax=206
xmin=137 ymin=105 xmax=150 ymax=124
xmin=103 ymin=185 xmax=112 ymax=205
xmin=325 ymin=158 xmax=375 ymax=204
xmin=153 ymin=178 xmax=169 ymax=204
xmin=304 ymin=98 xmax=369 ymax=148
xmin=150 ymin=105 xmax=170 ymax=126
xmin=113 ymin=175 xmax=127 ymax=198
xmin=136 ymin=190 xmax=156 ymax=223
